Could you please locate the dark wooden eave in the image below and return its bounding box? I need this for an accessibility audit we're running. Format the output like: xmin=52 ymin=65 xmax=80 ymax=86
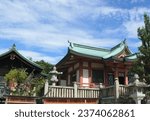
xmin=0 ymin=44 xmax=43 ymax=74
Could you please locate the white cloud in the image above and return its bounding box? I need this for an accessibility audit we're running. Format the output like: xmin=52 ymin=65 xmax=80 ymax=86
xmin=19 ymin=50 xmax=62 ymax=64
xmin=0 ymin=0 xmax=150 ymax=61
xmin=0 ymin=1 xmax=38 ymax=24
xmin=95 ymin=7 xmax=149 ymax=39
xmin=123 ymin=20 xmax=144 ymax=38
xmin=0 ymin=48 xmax=9 ymax=54
xmin=0 ymin=22 xmax=122 ymax=52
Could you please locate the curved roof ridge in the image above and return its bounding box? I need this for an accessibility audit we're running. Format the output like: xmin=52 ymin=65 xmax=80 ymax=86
xmin=14 ymin=49 xmax=43 ymax=69
xmin=124 ymin=53 xmax=137 ymax=61
xmin=111 ymin=40 xmax=126 ymax=51
xmin=0 ymin=44 xmax=43 ymax=70
xmin=69 ymin=42 xmax=110 ymax=52
xmin=125 ymin=53 xmax=138 ymax=57
xmin=103 ymin=40 xmax=131 ymax=59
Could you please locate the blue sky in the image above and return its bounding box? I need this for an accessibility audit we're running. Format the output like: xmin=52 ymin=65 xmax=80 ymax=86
xmin=0 ymin=0 xmax=149 ymax=64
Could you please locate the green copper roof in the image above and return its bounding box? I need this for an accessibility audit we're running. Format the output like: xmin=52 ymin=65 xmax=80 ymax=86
xmin=68 ymin=40 xmax=132 ymax=60
xmin=125 ymin=53 xmax=137 ymax=61
xmin=69 ymin=42 xmax=109 ymax=59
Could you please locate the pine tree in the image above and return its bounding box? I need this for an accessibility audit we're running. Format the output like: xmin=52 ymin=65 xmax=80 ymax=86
xmin=132 ymin=14 xmax=150 ymax=84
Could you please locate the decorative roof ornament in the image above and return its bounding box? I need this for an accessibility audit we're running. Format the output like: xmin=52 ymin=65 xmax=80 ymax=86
xmin=123 ymin=38 xmax=126 ymax=44
xmin=12 ymin=44 xmax=16 ymax=50
xmin=119 ymin=39 xmax=126 ymax=47
xmin=68 ymin=40 xmax=73 ymax=48
xmin=123 ymin=38 xmax=128 ymax=48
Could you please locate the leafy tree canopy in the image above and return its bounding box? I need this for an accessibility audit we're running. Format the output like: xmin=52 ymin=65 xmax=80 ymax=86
xmin=4 ymin=68 xmax=28 ymax=83
xmin=35 ymin=60 xmax=53 ymax=74
xmin=4 ymin=68 xmax=45 ymax=96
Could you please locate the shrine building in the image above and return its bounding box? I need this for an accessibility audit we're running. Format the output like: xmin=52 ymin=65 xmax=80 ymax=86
xmin=0 ymin=44 xmax=43 ymax=83
xmin=56 ymin=40 xmax=137 ymax=87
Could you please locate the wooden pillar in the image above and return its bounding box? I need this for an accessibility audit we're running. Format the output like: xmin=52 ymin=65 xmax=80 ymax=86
xmin=103 ymin=63 xmax=107 ymax=86
xmin=114 ymin=65 xmax=119 ymax=87
xmin=88 ymin=62 xmax=92 ymax=86
xmin=79 ymin=61 xmax=83 ymax=87
xmin=104 ymin=62 xmax=109 ymax=86
xmin=125 ymin=68 xmax=128 ymax=85
xmin=114 ymin=67 xmax=119 ymax=79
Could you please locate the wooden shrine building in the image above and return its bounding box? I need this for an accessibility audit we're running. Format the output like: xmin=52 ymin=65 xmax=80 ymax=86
xmin=0 ymin=44 xmax=43 ymax=100
xmin=0 ymin=44 xmax=43 ymax=78
xmin=56 ymin=40 xmax=137 ymax=87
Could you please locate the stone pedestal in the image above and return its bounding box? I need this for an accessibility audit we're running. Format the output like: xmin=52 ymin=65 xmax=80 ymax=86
xmin=130 ymin=91 xmax=145 ymax=104
xmin=128 ymin=74 xmax=148 ymax=104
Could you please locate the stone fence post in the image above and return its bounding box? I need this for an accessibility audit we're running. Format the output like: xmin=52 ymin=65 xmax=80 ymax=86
xmin=114 ymin=77 xmax=119 ymax=102
xmin=74 ymin=82 xmax=78 ymax=98
xmin=99 ymin=83 xmax=103 ymax=88
xmin=44 ymin=79 xmax=49 ymax=97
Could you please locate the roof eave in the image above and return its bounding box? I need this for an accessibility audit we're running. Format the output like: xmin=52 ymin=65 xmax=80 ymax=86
xmin=0 ymin=47 xmax=43 ymax=70
xmin=69 ymin=49 xmax=103 ymax=60
xmin=56 ymin=49 xmax=70 ymax=68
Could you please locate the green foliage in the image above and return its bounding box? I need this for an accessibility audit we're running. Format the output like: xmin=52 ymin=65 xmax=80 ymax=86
xmin=4 ymin=68 xmax=28 ymax=83
xmin=129 ymin=57 xmax=144 ymax=80
xmin=30 ymin=76 xmax=45 ymax=96
xmin=35 ymin=60 xmax=53 ymax=74
xmin=131 ymin=14 xmax=150 ymax=84
xmin=4 ymin=68 xmax=45 ymax=96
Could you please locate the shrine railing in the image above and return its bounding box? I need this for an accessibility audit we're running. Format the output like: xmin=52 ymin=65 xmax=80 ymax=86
xmin=47 ymin=86 xmax=74 ymax=98
xmin=100 ymin=84 xmax=129 ymax=98
xmin=77 ymin=87 xmax=100 ymax=98
xmin=119 ymin=85 xmax=129 ymax=96
xmin=45 ymin=83 xmax=100 ymax=98
xmin=100 ymin=86 xmax=115 ymax=98
xmin=44 ymin=81 xmax=129 ymax=99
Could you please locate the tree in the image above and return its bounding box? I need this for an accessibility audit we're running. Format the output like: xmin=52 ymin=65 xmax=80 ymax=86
xmin=4 ymin=68 xmax=45 ymax=96
xmin=4 ymin=68 xmax=28 ymax=84
xmin=4 ymin=68 xmax=28 ymax=95
xmin=131 ymin=14 xmax=150 ymax=84
xmin=35 ymin=60 xmax=53 ymax=74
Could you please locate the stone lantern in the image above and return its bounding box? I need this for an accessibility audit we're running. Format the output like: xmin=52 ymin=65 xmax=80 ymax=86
xmin=44 ymin=66 xmax=63 ymax=96
xmin=49 ymin=66 xmax=63 ymax=86
xmin=128 ymin=74 xmax=148 ymax=104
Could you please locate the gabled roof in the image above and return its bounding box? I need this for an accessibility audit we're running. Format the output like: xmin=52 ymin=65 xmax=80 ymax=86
xmin=0 ymin=44 xmax=43 ymax=71
xmin=68 ymin=40 xmax=132 ymax=60
xmin=69 ymin=42 xmax=109 ymax=59
xmin=56 ymin=40 xmax=136 ymax=68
